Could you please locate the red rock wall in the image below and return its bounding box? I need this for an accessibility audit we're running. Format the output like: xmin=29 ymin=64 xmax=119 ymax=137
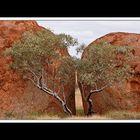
xmin=80 ymin=32 xmax=140 ymax=114
xmin=0 ymin=21 xmax=76 ymax=116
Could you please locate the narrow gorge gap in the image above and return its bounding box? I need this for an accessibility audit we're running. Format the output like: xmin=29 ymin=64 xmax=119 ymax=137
xmin=75 ymin=72 xmax=84 ymax=116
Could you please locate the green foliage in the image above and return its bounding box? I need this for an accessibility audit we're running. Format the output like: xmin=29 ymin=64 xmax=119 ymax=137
xmin=4 ymin=29 xmax=77 ymax=86
xmin=57 ymin=33 xmax=78 ymax=48
xmin=76 ymin=43 xmax=86 ymax=55
xmin=57 ymin=57 xmax=77 ymax=85
xmin=5 ymin=30 xmax=59 ymax=75
xmin=77 ymin=42 xmax=133 ymax=87
xmin=4 ymin=29 xmax=78 ymax=116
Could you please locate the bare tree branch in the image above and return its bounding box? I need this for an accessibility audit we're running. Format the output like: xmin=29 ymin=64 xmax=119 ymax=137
xmin=94 ymin=83 xmax=98 ymax=90
xmin=41 ymin=68 xmax=45 ymax=86
xmin=25 ymin=67 xmax=38 ymax=80
xmin=41 ymin=86 xmax=72 ymax=115
xmin=24 ymin=76 xmax=37 ymax=86
xmin=90 ymin=84 xmax=109 ymax=95
xmin=37 ymin=75 xmax=42 ymax=88
xmin=62 ymin=85 xmax=66 ymax=103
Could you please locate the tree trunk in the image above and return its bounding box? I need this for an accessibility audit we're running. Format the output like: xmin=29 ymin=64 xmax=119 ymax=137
xmin=26 ymin=70 xmax=73 ymax=116
xmin=86 ymin=85 xmax=108 ymax=115
xmin=40 ymin=87 xmax=72 ymax=115
xmin=86 ymin=93 xmax=95 ymax=116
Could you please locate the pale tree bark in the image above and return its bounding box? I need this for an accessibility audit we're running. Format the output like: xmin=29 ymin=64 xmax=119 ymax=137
xmin=25 ymin=68 xmax=72 ymax=115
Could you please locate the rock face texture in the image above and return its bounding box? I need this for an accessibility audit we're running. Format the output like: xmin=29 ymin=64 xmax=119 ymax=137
xmin=0 ymin=21 xmax=76 ymax=116
xmin=79 ymin=32 xmax=140 ymax=114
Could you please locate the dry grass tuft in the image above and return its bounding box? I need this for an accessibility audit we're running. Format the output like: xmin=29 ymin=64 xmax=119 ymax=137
xmin=26 ymin=110 xmax=140 ymax=120
xmin=104 ymin=110 xmax=140 ymax=120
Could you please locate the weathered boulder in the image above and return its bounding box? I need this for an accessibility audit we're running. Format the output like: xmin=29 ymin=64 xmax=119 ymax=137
xmin=0 ymin=21 xmax=76 ymax=116
xmin=79 ymin=32 xmax=140 ymax=114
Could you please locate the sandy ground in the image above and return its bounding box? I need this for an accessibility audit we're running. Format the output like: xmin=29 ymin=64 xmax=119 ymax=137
xmin=75 ymin=88 xmax=83 ymax=110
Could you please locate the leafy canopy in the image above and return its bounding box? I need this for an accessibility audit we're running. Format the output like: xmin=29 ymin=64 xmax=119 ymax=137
xmin=4 ymin=30 xmax=78 ymax=84
xmin=4 ymin=29 xmax=78 ymax=115
xmin=57 ymin=56 xmax=77 ymax=85
xmin=76 ymin=43 xmax=86 ymax=55
xmin=5 ymin=30 xmax=60 ymax=75
xmin=57 ymin=33 xmax=78 ymax=48
xmin=77 ymin=42 xmax=133 ymax=87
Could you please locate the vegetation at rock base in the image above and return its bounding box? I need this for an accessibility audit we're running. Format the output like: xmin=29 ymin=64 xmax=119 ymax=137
xmin=3 ymin=28 xmax=137 ymax=119
xmin=4 ymin=29 xmax=78 ymax=115
xmin=76 ymin=42 xmax=134 ymax=115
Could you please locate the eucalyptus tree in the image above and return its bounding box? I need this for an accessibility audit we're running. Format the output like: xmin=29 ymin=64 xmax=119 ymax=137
xmin=76 ymin=42 xmax=133 ymax=115
xmin=5 ymin=29 xmax=78 ymax=115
